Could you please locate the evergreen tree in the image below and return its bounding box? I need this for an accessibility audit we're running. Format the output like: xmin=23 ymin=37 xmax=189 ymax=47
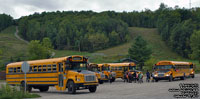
xmin=128 ymin=36 xmax=152 ymax=70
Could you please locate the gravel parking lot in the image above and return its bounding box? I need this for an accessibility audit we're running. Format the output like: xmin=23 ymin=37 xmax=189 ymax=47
xmin=29 ymin=74 xmax=200 ymax=99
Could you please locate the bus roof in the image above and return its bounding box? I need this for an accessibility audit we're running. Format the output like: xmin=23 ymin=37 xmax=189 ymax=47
xmin=156 ymin=61 xmax=193 ymax=66
xmin=105 ymin=62 xmax=136 ymax=67
xmin=7 ymin=55 xmax=86 ymax=67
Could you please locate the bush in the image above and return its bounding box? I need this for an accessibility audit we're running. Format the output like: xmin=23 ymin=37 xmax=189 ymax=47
xmin=0 ymin=84 xmax=40 ymax=99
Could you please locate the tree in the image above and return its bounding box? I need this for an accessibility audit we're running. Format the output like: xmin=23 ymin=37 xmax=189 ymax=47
xmin=190 ymin=30 xmax=200 ymax=63
xmin=28 ymin=40 xmax=51 ymax=60
xmin=42 ymin=37 xmax=53 ymax=50
xmin=128 ymin=36 xmax=152 ymax=70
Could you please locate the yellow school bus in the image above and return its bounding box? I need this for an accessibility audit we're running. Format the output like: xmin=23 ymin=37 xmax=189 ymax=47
xmin=108 ymin=62 xmax=140 ymax=79
xmin=153 ymin=61 xmax=195 ymax=82
xmin=88 ymin=63 xmax=108 ymax=84
xmin=97 ymin=64 xmax=116 ymax=82
xmin=6 ymin=55 xmax=98 ymax=94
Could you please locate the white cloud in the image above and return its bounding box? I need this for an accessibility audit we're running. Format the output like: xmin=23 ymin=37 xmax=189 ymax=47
xmin=0 ymin=0 xmax=199 ymax=19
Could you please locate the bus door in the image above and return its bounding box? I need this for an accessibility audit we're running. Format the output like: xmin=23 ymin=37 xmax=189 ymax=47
xmin=57 ymin=62 xmax=65 ymax=90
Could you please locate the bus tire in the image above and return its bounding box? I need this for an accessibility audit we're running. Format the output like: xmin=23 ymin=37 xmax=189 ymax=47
xmin=20 ymin=81 xmax=32 ymax=92
xmin=180 ymin=73 xmax=185 ymax=80
xmin=99 ymin=80 xmax=104 ymax=84
xmin=67 ymin=80 xmax=76 ymax=94
xmin=89 ymin=86 xmax=97 ymax=93
xmin=155 ymin=79 xmax=158 ymax=82
xmin=39 ymin=86 xmax=49 ymax=92
xmin=169 ymin=75 xmax=173 ymax=82
xmin=191 ymin=74 xmax=195 ymax=78
xmin=111 ymin=78 xmax=115 ymax=82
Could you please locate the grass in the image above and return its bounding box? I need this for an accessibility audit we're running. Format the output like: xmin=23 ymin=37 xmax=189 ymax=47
xmin=0 ymin=26 xmax=28 ymax=69
xmin=0 ymin=84 xmax=40 ymax=99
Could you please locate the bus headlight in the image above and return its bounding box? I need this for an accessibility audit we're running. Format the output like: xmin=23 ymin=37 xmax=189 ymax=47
xmin=166 ymin=74 xmax=169 ymax=76
xmin=154 ymin=74 xmax=158 ymax=77
xmin=77 ymin=78 xmax=80 ymax=81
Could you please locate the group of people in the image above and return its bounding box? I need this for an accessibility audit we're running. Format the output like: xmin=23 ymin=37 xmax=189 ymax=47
xmin=123 ymin=70 xmax=152 ymax=83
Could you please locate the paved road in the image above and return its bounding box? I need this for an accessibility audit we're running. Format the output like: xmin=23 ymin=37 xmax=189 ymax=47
xmin=31 ymin=74 xmax=200 ymax=99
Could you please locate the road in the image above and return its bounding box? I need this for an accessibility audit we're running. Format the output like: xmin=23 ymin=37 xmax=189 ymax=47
xmin=30 ymin=74 xmax=200 ymax=99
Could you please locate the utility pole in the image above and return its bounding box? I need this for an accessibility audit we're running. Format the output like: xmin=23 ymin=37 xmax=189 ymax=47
xmin=189 ymin=0 xmax=191 ymax=9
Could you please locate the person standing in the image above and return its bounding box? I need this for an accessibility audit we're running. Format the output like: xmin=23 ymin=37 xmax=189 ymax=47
xmin=133 ymin=71 xmax=137 ymax=83
xmin=146 ymin=70 xmax=150 ymax=82
xmin=109 ymin=71 xmax=113 ymax=84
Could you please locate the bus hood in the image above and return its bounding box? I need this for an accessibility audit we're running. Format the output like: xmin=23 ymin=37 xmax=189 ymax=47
xmin=74 ymin=70 xmax=95 ymax=75
xmin=157 ymin=70 xmax=170 ymax=73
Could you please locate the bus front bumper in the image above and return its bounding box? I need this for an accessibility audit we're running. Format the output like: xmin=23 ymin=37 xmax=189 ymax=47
xmin=75 ymin=82 xmax=98 ymax=88
xmin=153 ymin=76 xmax=170 ymax=80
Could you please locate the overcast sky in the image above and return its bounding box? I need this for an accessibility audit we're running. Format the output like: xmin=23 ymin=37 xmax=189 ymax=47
xmin=0 ymin=0 xmax=200 ymax=19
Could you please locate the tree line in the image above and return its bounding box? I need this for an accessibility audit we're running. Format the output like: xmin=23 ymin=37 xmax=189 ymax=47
xmin=0 ymin=14 xmax=13 ymax=31
xmin=1 ymin=3 xmax=200 ymax=61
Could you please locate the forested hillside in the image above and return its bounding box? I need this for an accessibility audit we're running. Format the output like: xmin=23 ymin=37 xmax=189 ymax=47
xmin=16 ymin=3 xmax=200 ymax=60
xmin=18 ymin=12 xmax=129 ymax=51
xmin=0 ymin=3 xmax=200 ymax=69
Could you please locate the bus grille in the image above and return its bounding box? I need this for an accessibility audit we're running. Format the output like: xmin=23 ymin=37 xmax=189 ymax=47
xmin=158 ymin=74 xmax=164 ymax=77
xmin=85 ymin=75 xmax=96 ymax=82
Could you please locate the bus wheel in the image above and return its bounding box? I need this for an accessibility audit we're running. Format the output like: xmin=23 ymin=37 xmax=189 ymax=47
xmin=155 ymin=79 xmax=158 ymax=82
xmin=20 ymin=81 xmax=32 ymax=92
xmin=88 ymin=86 xmax=97 ymax=93
xmin=180 ymin=74 xmax=185 ymax=80
xmin=67 ymin=80 xmax=76 ymax=94
xmin=111 ymin=78 xmax=115 ymax=82
xmin=99 ymin=80 xmax=104 ymax=84
xmin=39 ymin=86 xmax=49 ymax=92
xmin=191 ymin=74 xmax=195 ymax=78
xmin=169 ymin=75 xmax=173 ymax=82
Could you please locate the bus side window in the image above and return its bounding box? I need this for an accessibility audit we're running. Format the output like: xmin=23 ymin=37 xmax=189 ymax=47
xmin=29 ymin=66 xmax=32 ymax=72
xmin=38 ymin=65 xmax=42 ymax=72
xmin=8 ymin=68 xmax=13 ymax=73
xmin=43 ymin=65 xmax=47 ymax=72
xmin=47 ymin=65 xmax=52 ymax=72
xmin=14 ymin=68 xmax=16 ymax=73
xmin=118 ymin=66 xmax=122 ymax=70
xmin=52 ymin=64 xmax=57 ymax=72
xmin=33 ymin=66 xmax=37 ymax=72
xmin=17 ymin=67 xmax=21 ymax=73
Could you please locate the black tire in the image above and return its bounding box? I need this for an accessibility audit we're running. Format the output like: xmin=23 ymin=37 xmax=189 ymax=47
xmin=154 ymin=78 xmax=158 ymax=82
xmin=99 ymin=80 xmax=104 ymax=84
xmin=67 ymin=80 xmax=76 ymax=94
xmin=180 ymin=73 xmax=185 ymax=80
xmin=169 ymin=75 xmax=173 ymax=82
xmin=20 ymin=81 xmax=25 ymax=91
xmin=20 ymin=81 xmax=32 ymax=92
xmin=88 ymin=86 xmax=97 ymax=93
xmin=39 ymin=86 xmax=49 ymax=92
xmin=191 ymin=74 xmax=195 ymax=78
xmin=111 ymin=78 xmax=115 ymax=82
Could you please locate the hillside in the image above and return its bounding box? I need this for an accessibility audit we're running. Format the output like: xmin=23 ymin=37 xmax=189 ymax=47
xmin=0 ymin=26 xmax=199 ymax=72
xmin=0 ymin=26 xmax=28 ymax=69
xmin=97 ymin=27 xmax=182 ymax=60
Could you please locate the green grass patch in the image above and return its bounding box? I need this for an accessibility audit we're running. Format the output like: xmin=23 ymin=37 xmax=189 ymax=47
xmin=0 ymin=26 xmax=28 ymax=70
xmin=0 ymin=84 xmax=40 ymax=99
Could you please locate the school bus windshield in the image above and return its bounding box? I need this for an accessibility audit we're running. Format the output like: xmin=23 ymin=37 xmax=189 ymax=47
xmin=102 ymin=66 xmax=109 ymax=71
xmin=155 ymin=65 xmax=172 ymax=70
xmin=67 ymin=63 xmax=87 ymax=70
xmin=129 ymin=66 xmax=136 ymax=71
